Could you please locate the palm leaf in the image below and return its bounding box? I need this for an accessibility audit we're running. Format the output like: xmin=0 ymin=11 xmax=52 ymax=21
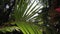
xmin=0 ymin=0 xmax=49 ymax=34
xmin=15 ymin=21 xmax=42 ymax=34
xmin=13 ymin=0 xmax=43 ymax=34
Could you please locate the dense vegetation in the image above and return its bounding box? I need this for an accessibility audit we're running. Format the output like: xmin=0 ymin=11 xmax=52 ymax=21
xmin=0 ymin=0 xmax=60 ymax=34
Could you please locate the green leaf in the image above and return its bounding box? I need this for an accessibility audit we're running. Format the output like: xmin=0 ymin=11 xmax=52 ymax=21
xmin=15 ymin=21 xmax=42 ymax=34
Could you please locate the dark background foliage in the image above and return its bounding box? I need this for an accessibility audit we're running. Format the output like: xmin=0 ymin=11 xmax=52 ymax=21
xmin=0 ymin=0 xmax=60 ymax=34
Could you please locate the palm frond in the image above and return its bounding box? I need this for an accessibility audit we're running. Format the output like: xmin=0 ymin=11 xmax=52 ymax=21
xmin=13 ymin=0 xmax=43 ymax=34
xmin=15 ymin=21 xmax=42 ymax=34
xmin=0 ymin=0 xmax=53 ymax=34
